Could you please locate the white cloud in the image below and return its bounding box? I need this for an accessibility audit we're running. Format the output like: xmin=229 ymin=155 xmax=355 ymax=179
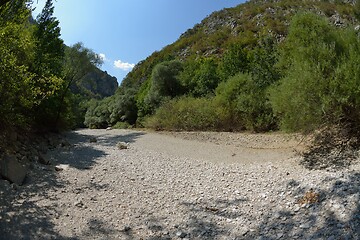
xmin=98 ymin=53 xmax=107 ymax=61
xmin=114 ymin=60 xmax=135 ymax=71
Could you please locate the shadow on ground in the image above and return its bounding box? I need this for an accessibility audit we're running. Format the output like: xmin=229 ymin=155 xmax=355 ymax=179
xmin=243 ymin=171 xmax=360 ymax=240
xmin=50 ymin=130 xmax=145 ymax=170
xmin=0 ymin=168 xmax=75 ymax=240
xmin=0 ymin=129 xmax=144 ymax=239
xmin=118 ymin=171 xmax=360 ymax=239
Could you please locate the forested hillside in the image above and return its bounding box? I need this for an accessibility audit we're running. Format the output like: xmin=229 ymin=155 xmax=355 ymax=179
xmin=0 ymin=0 xmax=117 ymax=133
xmin=84 ymin=0 xmax=360 ymax=140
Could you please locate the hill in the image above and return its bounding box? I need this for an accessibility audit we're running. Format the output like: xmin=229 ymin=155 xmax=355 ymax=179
xmin=121 ymin=0 xmax=359 ymax=88
xmin=85 ymin=0 xmax=360 ymax=136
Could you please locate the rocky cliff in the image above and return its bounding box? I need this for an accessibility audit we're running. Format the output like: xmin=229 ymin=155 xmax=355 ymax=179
xmin=72 ymin=68 xmax=118 ymax=99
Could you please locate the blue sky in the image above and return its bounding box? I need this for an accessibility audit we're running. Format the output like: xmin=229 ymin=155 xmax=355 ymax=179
xmin=33 ymin=0 xmax=246 ymax=83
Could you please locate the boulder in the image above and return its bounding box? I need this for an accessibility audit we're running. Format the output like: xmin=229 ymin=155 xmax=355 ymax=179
xmin=117 ymin=142 xmax=128 ymax=150
xmin=38 ymin=153 xmax=51 ymax=165
xmin=55 ymin=164 xmax=69 ymax=171
xmin=0 ymin=154 xmax=27 ymax=185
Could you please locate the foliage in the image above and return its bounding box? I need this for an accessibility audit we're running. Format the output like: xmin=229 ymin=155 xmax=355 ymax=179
xmin=113 ymin=121 xmax=132 ymax=129
xmin=270 ymin=12 xmax=360 ymax=134
xmin=109 ymin=88 xmax=138 ymax=125
xmin=33 ymin=0 xmax=64 ymax=77
xmin=219 ymin=42 xmax=250 ymax=81
xmin=0 ymin=0 xmax=105 ymax=131
xmin=0 ymin=0 xmax=37 ymax=126
xmin=144 ymin=97 xmax=227 ymax=131
xmin=143 ymin=60 xmax=183 ymax=114
xmin=84 ymin=98 xmax=111 ymax=129
xmin=215 ymin=73 xmax=275 ymax=132
xmin=179 ymin=57 xmax=221 ymax=97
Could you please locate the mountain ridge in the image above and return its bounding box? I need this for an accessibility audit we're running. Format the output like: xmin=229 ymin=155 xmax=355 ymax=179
xmin=84 ymin=0 xmax=360 ymax=130
xmin=120 ymin=0 xmax=359 ymax=89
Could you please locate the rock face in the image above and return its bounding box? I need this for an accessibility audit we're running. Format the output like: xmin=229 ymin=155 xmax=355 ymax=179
xmin=72 ymin=68 xmax=118 ymax=99
xmin=0 ymin=154 xmax=27 ymax=185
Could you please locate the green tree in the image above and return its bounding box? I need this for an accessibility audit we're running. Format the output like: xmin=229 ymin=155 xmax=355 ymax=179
xmin=192 ymin=58 xmax=220 ymax=97
xmin=52 ymin=43 xmax=102 ymax=129
xmin=109 ymin=88 xmax=138 ymax=125
xmin=250 ymin=37 xmax=280 ymax=89
xmin=144 ymin=60 xmax=183 ymax=113
xmin=84 ymin=98 xmax=111 ymax=129
xmin=219 ymin=43 xmax=250 ymax=80
xmin=33 ymin=0 xmax=64 ymax=77
xmin=31 ymin=0 xmax=66 ymax=129
xmin=269 ymin=13 xmax=355 ymax=132
xmin=0 ymin=0 xmax=36 ymax=126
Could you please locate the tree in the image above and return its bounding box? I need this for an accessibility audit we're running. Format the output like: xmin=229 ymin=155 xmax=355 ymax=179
xmin=109 ymin=88 xmax=138 ymax=125
xmin=219 ymin=43 xmax=250 ymax=80
xmin=144 ymin=60 xmax=183 ymax=113
xmin=269 ymin=13 xmax=360 ymax=133
xmin=33 ymin=0 xmax=64 ymax=77
xmin=52 ymin=43 xmax=102 ymax=129
xmin=192 ymin=58 xmax=220 ymax=97
xmin=0 ymin=0 xmax=36 ymax=126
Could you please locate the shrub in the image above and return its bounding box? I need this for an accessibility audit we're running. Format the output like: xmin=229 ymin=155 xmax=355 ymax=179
xmin=144 ymin=97 xmax=229 ymax=131
xmin=269 ymin=12 xmax=360 ymax=133
xmin=113 ymin=121 xmax=131 ymax=129
xmin=215 ymin=73 xmax=276 ymax=132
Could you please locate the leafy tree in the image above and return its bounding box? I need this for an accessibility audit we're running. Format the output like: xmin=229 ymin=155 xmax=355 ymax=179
xmin=249 ymin=37 xmax=280 ymax=89
xmin=178 ymin=58 xmax=200 ymax=94
xmin=33 ymin=0 xmax=64 ymax=77
xmin=84 ymin=98 xmax=111 ymax=129
xmin=214 ymin=74 xmax=248 ymax=130
xmin=31 ymin=0 xmax=66 ymax=129
xmin=109 ymin=88 xmax=138 ymax=125
xmin=0 ymin=0 xmax=36 ymax=126
xmin=219 ymin=42 xmax=250 ymax=80
xmin=192 ymin=58 xmax=220 ymax=97
xmin=355 ymin=0 xmax=360 ymax=21
xmin=144 ymin=60 xmax=183 ymax=113
xmin=179 ymin=58 xmax=220 ymax=97
xmin=269 ymin=12 xmax=360 ymax=133
xmin=51 ymin=43 xmax=102 ymax=129
xmin=145 ymin=96 xmax=224 ymax=131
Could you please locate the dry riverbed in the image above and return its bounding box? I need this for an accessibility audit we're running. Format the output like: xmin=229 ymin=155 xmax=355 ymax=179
xmin=1 ymin=129 xmax=359 ymax=239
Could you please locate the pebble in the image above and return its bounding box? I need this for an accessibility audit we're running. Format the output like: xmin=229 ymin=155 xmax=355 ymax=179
xmin=175 ymin=231 xmax=187 ymax=238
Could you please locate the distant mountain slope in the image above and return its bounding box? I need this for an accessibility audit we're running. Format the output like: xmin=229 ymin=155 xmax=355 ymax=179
xmin=84 ymin=0 xmax=360 ymax=130
xmin=121 ymin=0 xmax=359 ymax=89
xmin=71 ymin=68 xmax=118 ymax=99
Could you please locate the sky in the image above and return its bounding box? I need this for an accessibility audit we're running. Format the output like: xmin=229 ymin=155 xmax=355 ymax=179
xmin=32 ymin=0 xmax=246 ymax=83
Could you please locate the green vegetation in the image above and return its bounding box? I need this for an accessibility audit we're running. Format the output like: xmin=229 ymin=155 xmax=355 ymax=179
xmin=0 ymin=0 xmax=104 ymax=131
xmin=2 ymin=0 xmax=360 ymax=142
xmin=144 ymin=97 xmax=225 ymax=131
xmin=270 ymin=12 xmax=360 ymax=134
xmin=85 ymin=0 xmax=360 ymax=140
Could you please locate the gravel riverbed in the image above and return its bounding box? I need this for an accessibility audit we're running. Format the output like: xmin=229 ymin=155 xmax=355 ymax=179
xmin=1 ymin=129 xmax=359 ymax=239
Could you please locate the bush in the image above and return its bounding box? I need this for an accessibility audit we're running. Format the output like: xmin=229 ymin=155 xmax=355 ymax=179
xmin=113 ymin=121 xmax=131 ymax=129
xmin=270 ymin=13 xmax=360 ymax=133
xmin=84 ymin=98 xmax=111 ymax=129
xmin=178 ymin=58 xmax=220 ymax=97
xmin=144 ymin=97 xmax=229 ymax=131
xmin=215 ymin=73 xmax=276 ymax=132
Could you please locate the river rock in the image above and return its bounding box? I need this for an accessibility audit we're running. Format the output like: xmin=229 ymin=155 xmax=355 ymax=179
xmin=38 ymin=153 xmax=51 ymax=165
xmin=0 ymin=154 xmax=28 ymax=185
